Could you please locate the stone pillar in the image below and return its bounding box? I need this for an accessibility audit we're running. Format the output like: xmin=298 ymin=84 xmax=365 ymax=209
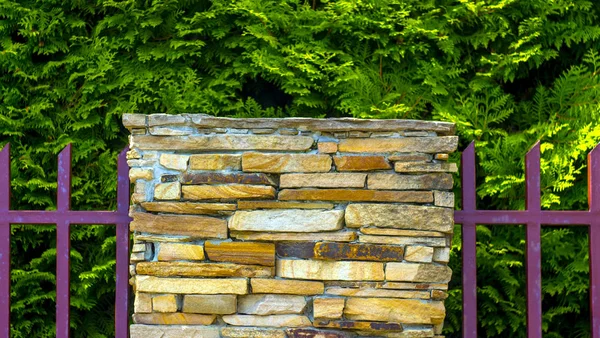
xmin=124 ymin=114 xmax=458 ymax=338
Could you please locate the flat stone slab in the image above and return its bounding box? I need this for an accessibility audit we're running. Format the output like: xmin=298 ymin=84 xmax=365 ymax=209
xmin=229 ymin=209 xmax=344 ymax=232
xmin=345 ymin=204 xmax=453 ymax=232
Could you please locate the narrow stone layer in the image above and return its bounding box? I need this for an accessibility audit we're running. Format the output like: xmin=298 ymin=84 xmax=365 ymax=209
xmin=229 ymin=209 xmax=344 ymax=232
xmin=132 ymin=135 xmax=314 ymax=151
xmin=130 ymin=213 xmax=227 ymax=238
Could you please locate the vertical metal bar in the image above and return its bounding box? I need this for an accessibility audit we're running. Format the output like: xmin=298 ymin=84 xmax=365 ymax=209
xmin=0 ymin=144 xmax=10 ymax=338
xmin=461 ymin=142 xmax=478 ymax=338
xmin=525 ymin=141 xmax=542 ymax=338
xmin=589 ymin=144 xmax=600 ymax=338
xmin=115 ymin=147 xmax=130 ymax=338
xmin=56 ymin=145 xmax=72 ymax=338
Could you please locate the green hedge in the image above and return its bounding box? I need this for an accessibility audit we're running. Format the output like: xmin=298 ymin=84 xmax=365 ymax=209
xmin=1 ymin=0 xmax=600 ymax=336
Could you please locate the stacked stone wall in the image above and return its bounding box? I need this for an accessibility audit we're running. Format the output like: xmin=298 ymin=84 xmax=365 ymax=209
xmin=124 ymin=114 xmax=458 ymax=338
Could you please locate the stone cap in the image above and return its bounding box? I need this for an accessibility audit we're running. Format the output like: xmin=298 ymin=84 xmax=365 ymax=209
xmin=123 ymin=114 xmax=456 ymax=135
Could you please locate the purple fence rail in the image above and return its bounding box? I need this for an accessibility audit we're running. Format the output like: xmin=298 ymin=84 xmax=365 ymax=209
xmin=455 ymin=141 xmax=600 ymax=338
xmin=0 ymin=143 xmax=132 ymax=338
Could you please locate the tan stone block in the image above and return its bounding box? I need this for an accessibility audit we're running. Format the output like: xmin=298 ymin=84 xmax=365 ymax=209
xmin=237 ymin=200 xmax=334 ymax=210
xmin=385 ymin=327 xmax=434 ymax=337
xmin=221 ymin=327 xmax=285 ymax=338
xmin=182 ymin=294 xmax=237 ymax=314
xmin=388 ymin=153 xmax=432 ymax=162
xmin=149 ymin=126 xmax=195 ymax=136
xmin=238 ymin=294 xmax=307 ymax=315
xmin=359 ymin=235 xmax=446 ymax=247
xmin=368 ymin=173 xmax=453 ymax=190
xmin=159 ymin=154 xmax=189 ymax=171
xmin=318 ymin=142 xmax=338 ymax=153
xmin=360 ymin=227 xmax=446 ymax=237
xmin=134 ymin=292 xmax=152 ymax=313
xmin=130 ymin=252 xmax=145 ymax=262
xmin=279 ymin=189 xmax=433 ymax=203
xmin=131 ymin=243 xmax=146 ymax=253
xmin=395 ymin=162 xmax=458 ymax=173
xmin=134 ymin=234 xmax=194 ymax=243
xmin=405 ymin=246 xmax=434 ymax=263
xmin=122 ymin=114 xmax=147 ymax=129
xmin=205 ymin=241 xmax=275 ymax=266
xmin=154 ymin=182 xmax=181 ymax=200
xmin=338 ymin=136 xmax=458 ymax=153
xmin=129 ymin=168 xmax=154 ymax=181
xmin=280 ymin=173 xmax=366 ymax=188
xmin=147 ymin=114 xmax=187 ymax=126
xmin=242 ymin=153 xmax=332 ymax=173
xmin=130 ymin=325 xmax=220 ymax=338
xmin=344 ymin=297 xmax=445 ymax=324
xmin=433 ymin=248 xmax=450 ymax=263
xmin=325 ymin=287 xmax=430 ymax=299
xmin=435 ymin=153 xmax=449 ymax=161
xmin=141 ymin=202 xmax=236 ymax=215
xmin=136 ymin=262 xmax=273 ymax=278
xmin=231 ymin=231 xmax=357 ymax=242
xmin=382 ymin=282 xmax=448 ymax=291
xmin=189 ymin=154 xmax=241 ymax=170
xmin=334 ymin=156 xmax=391 ymax=171
xmin=345 ymin=204 xmax=453 ymax=232
xmin=277 ymin=259 xmax=384 ymax=281
xmin=152 ymin=294 xmax=177 ymax=313
xmin=182 ymin=184 xmax=275 ymax=200
xmin=135 ymin=276 xmax=248 ymax=294
xmin=157 ymin=243 xmax=205 ymax=261
xmin=313 ymin=297 xmax=345 ymax=319
xmin=432 ymin=290 xmax=448 ymax=301
xmin=251 ymin=278 xmax=324 ymax=295
xmin=386 ymin=263 xmax=452 ymax=283
xmin=222 ymin=314 xmax=312 ymax=327
xmin=182 ymin=172 xmax=277 ymax=186
xmin=130 ymin=212 xmax=227 ymax=238
xmin=434 ymin=191 xmax=454 ymax=207
xmin=229 ymin=209 xmax=344 ymax=232
xmin=132 ymin=135 xmax=314 ymax=151
xmin=132 ymin=313 xmax=216 ymax=325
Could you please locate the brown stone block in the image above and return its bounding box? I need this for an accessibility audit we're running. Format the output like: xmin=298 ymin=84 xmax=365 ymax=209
xmin=189 ymin=154 xmax=241 ymax=170
xmin=338 ymin=136 xmax=458 ymax=153
xmin=242 ymin=153 xmax=332 ymax=173
xmin=277 ymin=259 xmax=385 ymax=281
xmin=394 ymin=162 xmax=458 ymax=173
xmin=280 ymin=173 xmax=366 ymax=188
xmin=314 ymin=320 xmax=404 ymax=332
xmin=238 ymin=200 xmax=334 ymax=210
xmin=130 ymin=212 xmax=227 ymax=238
xmin=222 ymin=314 xmax=312 ymax=327
xmin=279 ymin=189 xmax=433 ymax=203
xmin=386 ymin=263 xmax=452 ymax=283
xmin=205 ymin=241 xmax=275 ymax=266
xmin=286 ymin=328 xmax=353 ymax=338
xmin=251 ymin=278 xmax=324 ymax=295
xmin=388 ymin=153 xmax=432 ymax=162
xmin=182 ymin=294 xmax=237 ymax=314
xmin=232 ymin=231 xmax=357 ymax=242
xmin=132 ymin=313 xmax=216 ymax=325
xmin=334 ymin=156 xmax=391 ymax=171
xmin=181 ymin=172 xmax=278 ymax=186
xmin=344 ymin=297 xmax=445 ymax=324
xmin=359 ymin=235 xmax=446 ymax=247
xmin=432 ymin=290 xmax=448 ymax=301
xmin=276 ymin=242 xmax=404 ymax=262
xmin=238 ymin=294 xmax=307 ymax=315
xmin=360 ymin=227 xmax=446 ymax=237
xmin=136 ymin=262 xmax=273 ymax=278
xmin=313 ymin=297 xmax=345 ymax=319
xmin=345 ymin=204 xmax=453 ymax=232
xmin=182 ymin=184 xmax=275 ymax=200
xmin=141 ymin=201 xmax=236 ymax=215
xmin=157 ymin=243 xmax=205 ymax=261
xmin=132 ymin=134 xmax=314 ymax=151
xmin=367 ymin=173 xmax=453 ymax=190
xmin=135 ymin=275 xmax=248 ymax=294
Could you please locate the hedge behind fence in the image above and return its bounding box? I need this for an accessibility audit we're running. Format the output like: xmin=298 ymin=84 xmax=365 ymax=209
xmin=1 ymin=0 xmax=600 ymax=337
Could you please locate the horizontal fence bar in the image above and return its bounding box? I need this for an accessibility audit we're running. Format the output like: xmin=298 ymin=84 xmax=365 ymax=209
xmin=2 ymin=211 xmax=132 ymax=224
xmin=454 ymin=210 xmax=596 ymax=225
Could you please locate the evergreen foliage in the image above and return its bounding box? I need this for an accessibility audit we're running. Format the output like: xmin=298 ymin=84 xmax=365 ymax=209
xmin=0 ymin=0 xmax=599 ymax=336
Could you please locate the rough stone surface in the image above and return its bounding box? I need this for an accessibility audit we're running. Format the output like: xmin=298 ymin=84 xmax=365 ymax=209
xmin=157 ymin=243 xmax=205 ymax=261
xmin=338 ymin=137 xmax=458 ymax=153
xmin=231 ymin=231 xmax=357 ymax=242
xmin=318 ymin=142 xmax=338 ymax=153
xmin=130 ymin=212 xmax=227 ymax=238
xmin=279 ymin=189 xmax=433 ymax=203
xmin=136 ymin=276 xmax=248 ymax=294
xmin=222 ymin=314 xmax=312 ymax=327
xmin=313 ymin=297 xmax=345 ymax=319
xmin=358 ymin=235 xmax=446 ymax=247
xmin=334 ymin=156 xmax=391 ymax=171
xmin=238 ymin=295 xmax=307 ymax=315
xmin=433 ymin=248 xmax=451 ymax=263
xmin=182 ymin=295 xmax=237 ymax=314
xmin=152 ymin=294 xmax=178 ymax=313
xmin=141 ymin=202 xmax=236 ymax=215
xmin=237 ymin=200 xmax=334 ymax=209
xmin=277 ymin=259 xmax=385 ymax=281
xmin=130 ymin=325 xmax=220 ymax=338
xmin=404 ymin=246 xmax=435 ymax=263
xmin=154 ymin=182 xmax=181 ymax=200
xmin=280 ymin=173 xmax=366 ymax=188
xmin=344 ymin=298 xmax=445 ymax=324
xmin=221 ymin=327 xmax=286 ymax=338
xmin=132 ymin=313 xmax=216 ymax=325
xmin=313 ymin=320 xmax=404 ymax=332
xmin=345 ymin=204 xmax=453 ymax=232
xmin=368 ymin=173 xmax=453 ymax=190
xmin=130 ymin=168 xmax=154 ymax=181
xmin=394 ymin=162 xmax=458 ymax=173
xmin=132 ymin=135 xmax=314 ymax=151
xmin=204 ymin=241 xmax=275 ymax=266
xmin=229 ymin=209 xmax=344 ymax=232
xmin=136 ymin=262 xmax=273 ymax=278
xmin=286 ymin=328 xmax=354 ymax=338
xmin=360 ymin=227 xmax=446 ymax=238
xmin=189 ymin=154 xmax=241 ymax=170
xmin=325 ymin=287 xmax=430 ymax=299
xmin=182 ymin=184 xmax=275 ymax=200
xmin=386 ymin=263 xmax=452 ymax=283
xmin=181 ymin=172 xmax=278 ymax=186
xmin=251 ymin=279 xmax=324 ymax=295
xmin=434 ymin=191 xmax=454 ymax=207
xmin=276 ymin=242 xmax=404 ymax=262
xmin=159 ymin=154 xmax=189 ymax=171
xmin=388 ymin=153 xmax=432 ymax=162
xmin=242 ymin=153 xmax=332 ymax=173
xmin=134 ymin=292 xmax=152 ymax=313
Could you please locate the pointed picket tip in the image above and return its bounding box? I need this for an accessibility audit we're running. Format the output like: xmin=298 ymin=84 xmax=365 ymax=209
xmin=58 ymin=143 xmax=72 ymax=159
xmin=588 ymin=143 xmax=600 ymax=212
xmin=1 ymin=143 xmax=9 ymax=156
xmin=116 ymin=146 xmax=130 ymax=214
xmin=526 ymin=140 xmax=541 ymax=158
